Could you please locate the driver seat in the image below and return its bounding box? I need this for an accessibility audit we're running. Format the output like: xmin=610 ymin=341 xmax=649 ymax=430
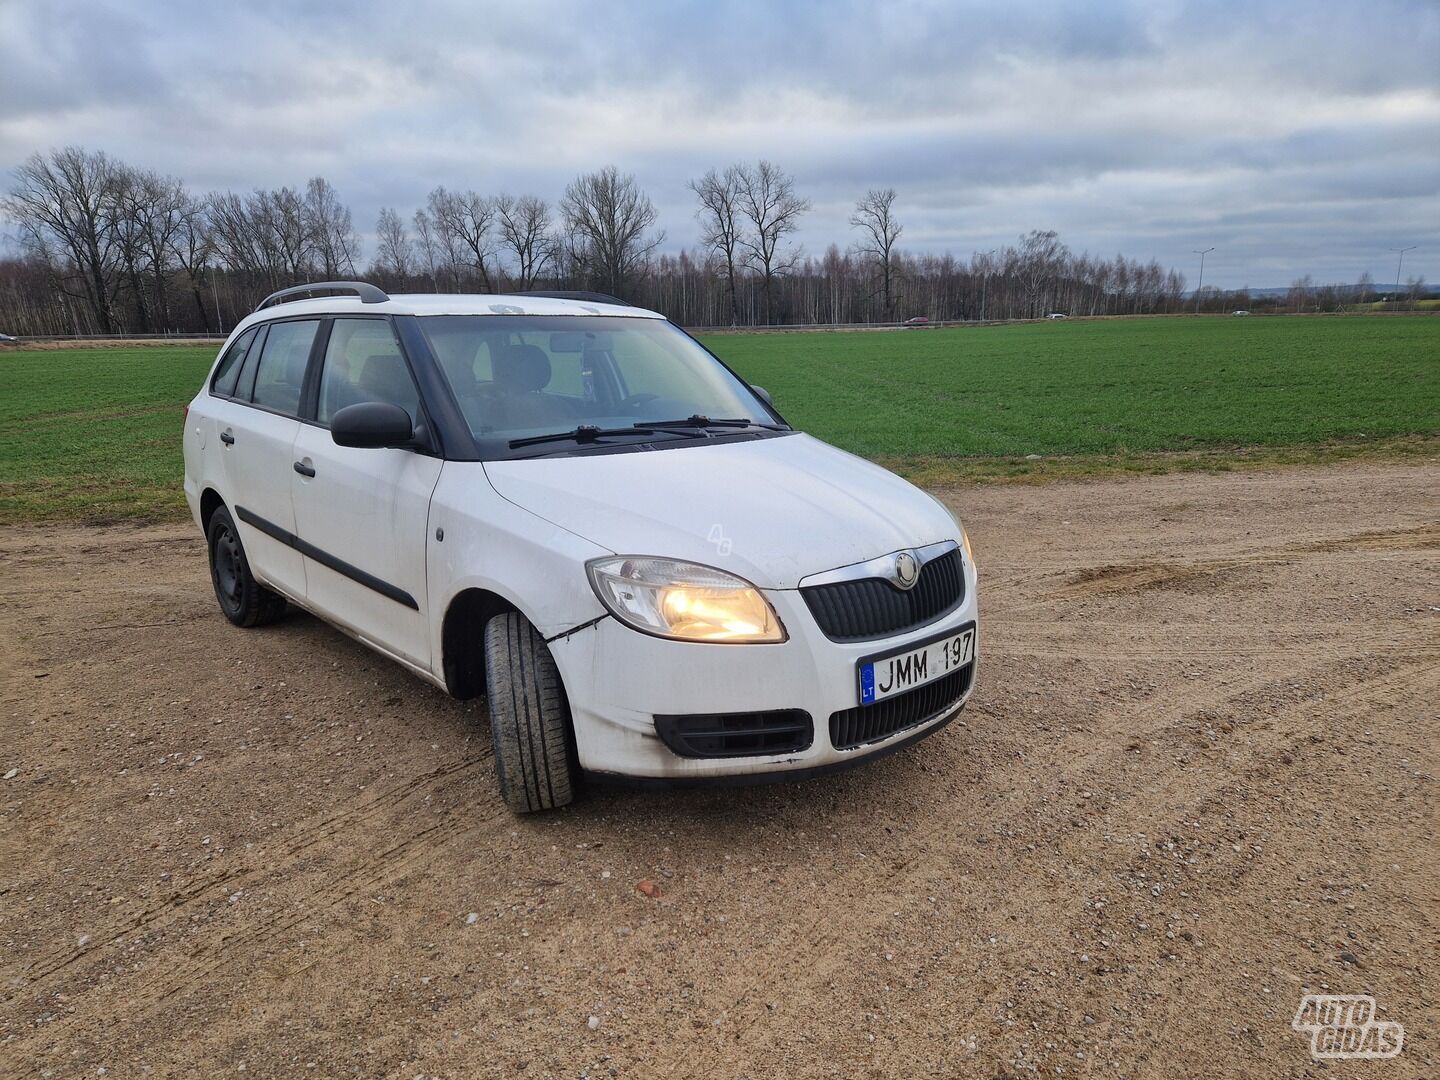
xmin=479 ymin=344 xmax=577 ymax=430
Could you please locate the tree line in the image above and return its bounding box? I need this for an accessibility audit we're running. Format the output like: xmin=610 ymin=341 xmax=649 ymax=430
xmin=0 ymin=144 xmax=1218 ymax=336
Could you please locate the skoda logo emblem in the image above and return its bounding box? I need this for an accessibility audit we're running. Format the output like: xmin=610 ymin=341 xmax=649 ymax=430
xmin=893 ymin=551 xmax=919 ymax=589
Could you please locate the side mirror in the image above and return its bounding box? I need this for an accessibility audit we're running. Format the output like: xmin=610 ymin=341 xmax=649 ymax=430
xmin=752 ymin=385 xmax=774 ymax=407
xmin=331 ymin=401 xmax=414 ymax=449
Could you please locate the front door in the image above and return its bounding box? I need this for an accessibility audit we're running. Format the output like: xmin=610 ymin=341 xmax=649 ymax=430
xmin=290 ymin=317 xmax=441 ymax=667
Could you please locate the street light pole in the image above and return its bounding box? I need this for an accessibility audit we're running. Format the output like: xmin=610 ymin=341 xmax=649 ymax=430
xmin=1192 ymin=247 xmax=1215 ymax=314
xmin=1390 ymin=245 xmax=1417 ymax=308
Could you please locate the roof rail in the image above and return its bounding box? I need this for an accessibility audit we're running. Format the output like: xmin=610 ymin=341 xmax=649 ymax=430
xmin=514 ymin=290 xmax=631 ymax=307
xmin=256 ymin=281 xmax=389 ymax=312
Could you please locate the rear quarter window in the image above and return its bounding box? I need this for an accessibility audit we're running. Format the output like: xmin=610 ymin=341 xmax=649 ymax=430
xmin=210 ymin=328 xmax=258 ymax=397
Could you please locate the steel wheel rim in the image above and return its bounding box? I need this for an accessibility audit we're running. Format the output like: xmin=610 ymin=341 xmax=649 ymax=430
xmin=212 ymin=526 xmax=244 ymax=614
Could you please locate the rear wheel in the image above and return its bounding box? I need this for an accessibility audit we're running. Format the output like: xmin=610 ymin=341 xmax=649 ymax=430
xmin=483 ymin=611 xmax=576 ymax=812
xmin=206 ymin=505 xmax=288 ymax=627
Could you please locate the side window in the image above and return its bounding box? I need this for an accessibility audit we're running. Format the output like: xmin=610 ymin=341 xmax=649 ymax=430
xmin=210 ymin=328 xmax=257 ymax=397
xmin=317 ymin=319 xmax=420 ymax=424
xmin=251 ymin=320 xmax=320 ymax=417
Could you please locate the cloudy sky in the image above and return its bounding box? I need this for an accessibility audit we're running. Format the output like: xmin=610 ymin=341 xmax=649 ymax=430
xmin=2 ymin=0 xmax=1437 ymax=288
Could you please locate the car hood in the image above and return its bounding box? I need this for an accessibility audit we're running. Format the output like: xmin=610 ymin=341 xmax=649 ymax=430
xmin=482 ymin=433 xmax=958 ymax=589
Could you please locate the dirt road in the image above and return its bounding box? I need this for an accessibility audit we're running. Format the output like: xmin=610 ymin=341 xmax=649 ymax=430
xmin=2 ymin=462 xmax=1436 ymax=1079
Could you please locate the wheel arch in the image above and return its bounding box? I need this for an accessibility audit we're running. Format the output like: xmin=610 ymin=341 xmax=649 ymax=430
xmin=441 ymin=587 xmax=520 ymax=700
xmin=199 ymin=487 xmax=227 ymax=532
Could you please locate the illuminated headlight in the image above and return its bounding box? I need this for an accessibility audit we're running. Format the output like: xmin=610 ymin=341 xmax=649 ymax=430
xmin=586 ymin=557 xmax=785 ymax=643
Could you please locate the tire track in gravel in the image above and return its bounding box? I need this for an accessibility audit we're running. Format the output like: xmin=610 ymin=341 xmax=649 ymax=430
xmin=1051 ymin=524 xmax=1438 ymax=599
xmin=4 ymin=759 xmax=508 ymax=1053
xmin=6 ymin=754 xmax=490 ymax=992
xmin=650 ymin=655 xmax=1436 ymax=1079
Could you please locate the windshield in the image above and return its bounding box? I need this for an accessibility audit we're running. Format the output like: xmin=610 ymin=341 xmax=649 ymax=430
xmin=418 ymin=315 xmax=783 ymax=455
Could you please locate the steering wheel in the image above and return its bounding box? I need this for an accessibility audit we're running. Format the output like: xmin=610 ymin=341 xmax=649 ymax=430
xmin=616 ymin=393 xmax=660 ymax=412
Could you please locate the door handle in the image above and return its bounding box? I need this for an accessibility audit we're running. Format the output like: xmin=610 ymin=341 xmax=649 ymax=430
xmin=293 ymin=461 xmax=316 ymax=478
xmin=220 ymin=431 xmax=235 ymax=445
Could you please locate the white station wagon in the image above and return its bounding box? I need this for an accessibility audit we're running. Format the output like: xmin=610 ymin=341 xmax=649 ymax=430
xmin=183 ymin=283 xmax=978 ymax=811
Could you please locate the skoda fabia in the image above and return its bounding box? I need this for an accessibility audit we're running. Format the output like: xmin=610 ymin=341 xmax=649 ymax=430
xmin=183 ymin=283 xmax=978 ymax=811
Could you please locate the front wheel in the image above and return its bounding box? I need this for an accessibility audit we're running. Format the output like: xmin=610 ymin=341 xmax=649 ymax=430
xmin=482 ymin=612 xmax=576 ymax=812
xmin=207 ymin=505 xmax=288 ymax=627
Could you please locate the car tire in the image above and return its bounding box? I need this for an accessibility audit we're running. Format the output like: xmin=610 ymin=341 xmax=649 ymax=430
xmin=483 ymin=611 xmax=576 ymax=813
xmin=206 ymin=505 xmax=288 ymax=628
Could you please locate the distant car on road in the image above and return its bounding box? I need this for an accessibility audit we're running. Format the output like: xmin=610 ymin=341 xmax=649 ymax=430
xmin=1232 ymin=310 xmax=1250 ymax=316
xmin=0 ymin=333 xmax=17 ymax=344
xmin=1045 ymin=313 xmax=1068 ymax=320
xmin=903 ymin=316 xmax=930 ymax=328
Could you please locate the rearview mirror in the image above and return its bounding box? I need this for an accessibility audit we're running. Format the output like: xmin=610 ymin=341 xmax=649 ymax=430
xmin=752 ymin=385 xmax=774 ymax=407
xmin=331 ymin=401 xmax=414 ymax=449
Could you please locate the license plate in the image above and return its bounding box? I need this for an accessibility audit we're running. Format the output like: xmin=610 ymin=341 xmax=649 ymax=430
xmin=858 ymin=624 xmax=975 ymax=705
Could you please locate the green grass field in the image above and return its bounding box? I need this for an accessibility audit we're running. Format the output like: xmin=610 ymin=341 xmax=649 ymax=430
xmin=2 ymin=316 xmax=1436 ymax=524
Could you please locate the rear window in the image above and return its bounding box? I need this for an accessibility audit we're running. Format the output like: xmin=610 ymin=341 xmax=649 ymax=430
xmin=210 ymin=328 xmax=258 ymax=397
xmin=251 ymin=320 xmax=320 ymax=417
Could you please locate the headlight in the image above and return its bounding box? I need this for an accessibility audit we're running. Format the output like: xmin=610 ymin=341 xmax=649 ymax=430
xmin=928 ymin=494 xmax=975 ymax=569
xmin=586 ymin=557 xmax=786 ymax=643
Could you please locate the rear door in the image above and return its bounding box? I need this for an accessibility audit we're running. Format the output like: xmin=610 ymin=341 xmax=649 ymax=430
xmin=218 ymin=318 xmax=322 ymax=600
xmin=290 ymin=317 xmax=442 ymax=667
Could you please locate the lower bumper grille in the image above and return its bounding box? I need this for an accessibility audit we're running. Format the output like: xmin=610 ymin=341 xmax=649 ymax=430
xmin=829 ymin=662 xmax=974 ymax=750
xmin=654 ymin=709 xmax=813 ymax=759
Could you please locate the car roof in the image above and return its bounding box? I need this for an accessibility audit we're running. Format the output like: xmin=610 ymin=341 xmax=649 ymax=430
xmin=231 ymin=292 xmax=665 ymax=335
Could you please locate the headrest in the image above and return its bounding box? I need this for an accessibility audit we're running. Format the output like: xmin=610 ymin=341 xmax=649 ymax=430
xmin=494 ymin=343 xmax=551 ymax=393
xmin=359 ymin=353 xmax=413 ymax=401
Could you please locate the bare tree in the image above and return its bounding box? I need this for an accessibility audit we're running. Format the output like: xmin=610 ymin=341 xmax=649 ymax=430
xmin=849 ymin=187 xmax=902 ymax=320
xmin=373 ymin=207 xmax=414 ymax=279
xmin=113 ymin=169 xmax=190 ymax=330
xmin=1016 ymin=229 xmax=1068 ymax=317
xmin=170 ymin=191 xmax=215 ymax=331
xmin=560 ymin=166 xmax=662 ymax=298
xmin=304 ymin=177 xmax=359 ymax=278
xmin=495 ymin=194 xmax=554 ymax=290
xmin=427 ymin=187 xmax=498 ymax=291
xmin=1353 ymin=270 xmax=1375 ymax=306
xmin=3 ymin=147 xmax=125 ymax=332
xmin=690 ymin=165 xmax=746 ymax=324
xmin=736 ymin=160 xmax=810 ymax=323
xmin=412 ymin=208 xmax=440 ymax=290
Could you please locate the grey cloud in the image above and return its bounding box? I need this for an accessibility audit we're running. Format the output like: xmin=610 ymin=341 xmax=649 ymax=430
xmin=1 ymin=0 xmax=1437 ymax=287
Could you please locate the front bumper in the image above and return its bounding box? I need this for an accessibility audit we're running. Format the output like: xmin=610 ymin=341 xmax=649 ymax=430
xmin=547 ymin=582 xmax=979 ymax=780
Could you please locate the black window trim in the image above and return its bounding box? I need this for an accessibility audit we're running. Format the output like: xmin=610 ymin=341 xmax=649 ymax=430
xmin=201 ymin=311 xmax=788 ymax=464
xmin=403 ymin=313 xmax=792 ymax=463
xmin=201 ymin=312 xmax=460 ymax=458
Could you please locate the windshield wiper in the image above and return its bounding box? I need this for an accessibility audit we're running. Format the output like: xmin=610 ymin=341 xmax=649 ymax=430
xmin=636 ymin=414 xmax=784 ymax=432
xmin=508 ymin=424 xmax=703 ymax=449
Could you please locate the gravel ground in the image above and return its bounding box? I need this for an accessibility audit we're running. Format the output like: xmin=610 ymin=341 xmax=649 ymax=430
xmin=1 ymin=461 xmax=1436 ymax=1079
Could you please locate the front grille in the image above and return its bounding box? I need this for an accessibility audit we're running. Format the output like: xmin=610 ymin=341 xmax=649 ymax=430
xmin=654 ymin=709 xmax=813 ymax=759
xmin=829 ymin=662 xmax=974 ymax=750
xmin=802 ymin=548 xmax=964 ymax=642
